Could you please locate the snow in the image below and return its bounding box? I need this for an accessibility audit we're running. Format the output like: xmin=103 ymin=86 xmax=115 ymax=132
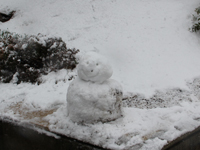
xmin=77 ymin=52 xmax=113 ymax=84
xmin=1 ymin=0 xmax=200 ymax=149
xmin=67 ymin=77 xmax=123 ymax=124
xmin=68 ymin=52 xmax=122 ymax=123
xmin=1 ymin=0 xmax=200 ymax=96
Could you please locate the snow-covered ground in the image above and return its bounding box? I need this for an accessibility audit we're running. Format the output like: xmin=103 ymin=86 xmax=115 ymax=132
xmin=1 ymin=0 xmax=200 ymax=150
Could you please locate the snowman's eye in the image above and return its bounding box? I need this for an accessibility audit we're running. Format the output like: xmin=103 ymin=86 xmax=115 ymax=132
xmin=86 ymin=61 xmax=89 ymax=64
xmin=96 ymin=63 xmax=99 ymax=66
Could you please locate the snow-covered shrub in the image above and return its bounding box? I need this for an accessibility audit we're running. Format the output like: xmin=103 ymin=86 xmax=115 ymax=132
xmin=190 ymin=6 xmax=200 ymax=32
xmin=0 ymin=30 xmax=79 ymax=84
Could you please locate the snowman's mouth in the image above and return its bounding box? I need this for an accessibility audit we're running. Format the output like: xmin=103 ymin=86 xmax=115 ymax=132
xmin=83 ymin=69 xmax=99 ymax=78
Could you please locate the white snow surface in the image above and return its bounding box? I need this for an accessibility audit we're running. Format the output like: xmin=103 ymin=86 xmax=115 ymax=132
xmin=1 ymin=0 xmax=200 ymax=150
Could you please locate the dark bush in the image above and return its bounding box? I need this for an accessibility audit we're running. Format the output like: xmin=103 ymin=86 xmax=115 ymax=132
xmin=0 ymin=11 xmax=15 ymax=23
xmin=0 ymin=30 xmax=79 ymax=84
xmin=191 ymin=6 xmax=200 ymax=32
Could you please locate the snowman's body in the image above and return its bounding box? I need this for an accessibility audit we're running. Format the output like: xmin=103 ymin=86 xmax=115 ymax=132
xmin=67 ymin=52 xmax=123 ymax=124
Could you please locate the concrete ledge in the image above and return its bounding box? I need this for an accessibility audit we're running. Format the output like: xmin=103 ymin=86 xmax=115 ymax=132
xmin=0 ymin=119 xmax=104 ymax=150
xmin=162 ymin=126 xmax=200 ymax=150
xmin=1 ymin=118 xmax=200 ymax=150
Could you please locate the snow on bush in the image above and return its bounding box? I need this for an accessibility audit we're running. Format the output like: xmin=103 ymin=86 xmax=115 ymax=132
xmin=0 ymin=30 xmax=79 ymax=84
xmin=190 ymin=6 xmax=200 ymax=32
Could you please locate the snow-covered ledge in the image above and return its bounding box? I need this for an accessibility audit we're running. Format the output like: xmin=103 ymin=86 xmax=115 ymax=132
xmin=67 ymin=52 xmax=123 ymax=124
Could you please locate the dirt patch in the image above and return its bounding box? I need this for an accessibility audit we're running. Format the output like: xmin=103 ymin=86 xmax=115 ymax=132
xmin=122 ymin=88 xmax=193 ymax=109
xmin=7 ymin=101 xmax=58 ymax=127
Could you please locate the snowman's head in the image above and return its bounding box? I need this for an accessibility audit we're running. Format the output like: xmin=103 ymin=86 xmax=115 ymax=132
xmin=77 ymin=52 xmax=113 ymax=83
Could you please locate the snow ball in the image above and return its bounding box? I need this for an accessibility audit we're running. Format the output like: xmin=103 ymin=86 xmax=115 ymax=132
xmin=77 ymin=52 xmax=113 ymax=84
xmin=67 ymin=78 xmax=123 ymax=124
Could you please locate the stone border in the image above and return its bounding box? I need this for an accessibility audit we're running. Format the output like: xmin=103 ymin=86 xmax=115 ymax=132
xmin=0 ymin=118 xmax=105 ymax=150
xmin=162 ymin=126 xmax=200 ymax=150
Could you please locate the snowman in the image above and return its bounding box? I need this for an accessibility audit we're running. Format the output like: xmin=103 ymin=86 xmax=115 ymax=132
xmin=67 ymin=52 xmax=123 ymax=124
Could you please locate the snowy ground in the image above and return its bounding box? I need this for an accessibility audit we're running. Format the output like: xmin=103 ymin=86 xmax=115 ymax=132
xmin=1 ymin=0 xmax=200 ymax=150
